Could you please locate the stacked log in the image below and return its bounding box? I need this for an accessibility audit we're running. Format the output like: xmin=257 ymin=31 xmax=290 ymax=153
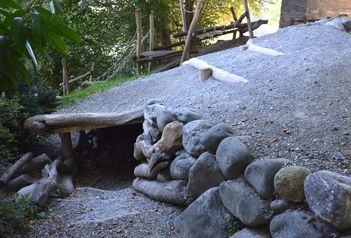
xmin=0 ymin=152 xmax=76 ymax=206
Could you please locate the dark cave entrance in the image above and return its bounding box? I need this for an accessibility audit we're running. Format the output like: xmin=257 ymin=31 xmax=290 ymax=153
xmin=75 ymin=123 xmax=143 ymax=190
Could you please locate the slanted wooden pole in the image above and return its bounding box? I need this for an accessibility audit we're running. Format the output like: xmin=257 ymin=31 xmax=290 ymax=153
xmin=62 ymin=58 xmax=69 ymax=96
xmin=180 ymin=0 xmax=206 ymax=64
xmin=89 ymin=62 xmax=95 ymax=82
xmin=230 ymin=7 xmax=238 ymax=22
xmin=148 ymin=11 xmax=155 ymax=74
xmin=243 ymin=0 xmax=254 ymax=39
xmin=135 ymin=9 xmax=142 ymax=74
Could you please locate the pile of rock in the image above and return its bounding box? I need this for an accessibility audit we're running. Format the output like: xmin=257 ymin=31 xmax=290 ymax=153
xmin=132 ymin=102 xmax=250 ymax=205
xmin=133 ymin=103 xmax=351 ymax=238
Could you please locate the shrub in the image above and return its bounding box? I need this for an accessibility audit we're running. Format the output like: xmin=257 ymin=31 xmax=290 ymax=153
xmin=0 ymin=193 xmax=44 ymax=237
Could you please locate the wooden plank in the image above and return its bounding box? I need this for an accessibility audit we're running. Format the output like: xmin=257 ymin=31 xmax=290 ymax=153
xmin=24 ymin=108 xmax=144 ymax=134
xmin=141 ymin=50 xmax=176 ymax=58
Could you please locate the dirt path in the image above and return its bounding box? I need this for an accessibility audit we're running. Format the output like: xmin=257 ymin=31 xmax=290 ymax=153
xmin=27 ymin=187 xmax=182 ymax=238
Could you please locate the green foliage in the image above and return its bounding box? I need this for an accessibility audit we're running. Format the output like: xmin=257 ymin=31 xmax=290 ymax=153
xmin=0 ymin=193 xmax=44 ymax=237
xmin=0 ymin=78 xmax=57 ymax=171
xmin=59 ymin=74 xmax=138 ymax=107
xmin=0 ymin=0 xmax=81 ymax=90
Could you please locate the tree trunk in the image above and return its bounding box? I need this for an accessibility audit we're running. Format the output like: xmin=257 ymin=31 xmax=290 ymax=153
xmin=0 ymin=153 xmax=33 ymax=185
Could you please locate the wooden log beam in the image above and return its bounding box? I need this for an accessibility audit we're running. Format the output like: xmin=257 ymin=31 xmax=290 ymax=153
xmin=135 ymin=8 xmax=143 ymax=74
xmin=173 ymin=19 xmax=267 ymax=38
xmin=24 ymin=108 xmax=144 ymax=134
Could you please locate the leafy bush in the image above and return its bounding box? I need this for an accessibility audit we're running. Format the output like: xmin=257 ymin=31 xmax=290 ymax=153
xmin=0 ymin=193 xmax=44 ymax=237
xmin=0 ymin=77 xmax=57 ymax=174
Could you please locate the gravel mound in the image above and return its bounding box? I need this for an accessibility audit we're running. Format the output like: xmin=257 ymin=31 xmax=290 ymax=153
xmin=59 ymin=23 xmax=351 ymax=175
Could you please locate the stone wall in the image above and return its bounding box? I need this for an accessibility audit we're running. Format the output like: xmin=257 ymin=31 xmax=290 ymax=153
xmin=280 ymin=0 xmax=351 ymax=27
xmin=280 ymin=0 xmax=308 ymax=27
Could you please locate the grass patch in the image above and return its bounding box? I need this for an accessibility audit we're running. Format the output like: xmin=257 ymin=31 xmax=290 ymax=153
xmin=59 ymin=74 xmax=138 ymax=107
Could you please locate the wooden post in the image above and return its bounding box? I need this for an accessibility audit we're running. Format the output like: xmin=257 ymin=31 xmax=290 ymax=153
xmin=59 ymin=133 xmax=76 ymax=174
xmin=135 ymin=9 xmax=142 ymax=74
xmin=62 ymin=58 xmax=69 ymax=96
xmin=89 ymin=62 xmax=95 ymax=82
xmin=180 ymin=0 xmax=206 ymax=64
xmin=148 ymin=12 xmax=155 ymax=74
xmin=230 ymin=7 xmax=238 ymax=40
xmin=243 ymin=0 xmax=254 ymax=39
xmin=179 ymin=0 xmax=188 ymax=32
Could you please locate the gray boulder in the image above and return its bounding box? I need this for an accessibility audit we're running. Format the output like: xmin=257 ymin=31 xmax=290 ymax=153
xmin=175 ymin=187 xmax=234 ymax=238
xmin=216 ymin=137 xmax=253 ymax=179
xmin=148 ymin=153 xmax=171 ymax=178
xmin=182 ymin=120 xmax=212 ymax=156
xmin=187 ymin=152 xmax=225 ymax=199
xmin=170 ymin=153 xmax=196 ymax=180
xmin=151 ymin=121 xmax=183 ymax=154
xmin=132 ymin=178 xmax=189 ymax=205
xmin=270 ymin=211 xmax=323 ymax=238
xmin=156 ymin=110 xmax=177 ymax=131
xmin=134 ymin=163 xmax=155 ymax=179
xmin=245 ymin=158 xmax=291 ymax=200
xmin=133 ymin=134 xmax=153 ymax=161
xmin=270 ymin=199 xmax=289 ymax=214
xmin=175 ymin=108 xmax=203 ymax=123
xmin=200 ymin=123 xmax=233 ymax=153
xmin=219 ymin=179 xmax=272 ymax=227
xmin=230 ymin=228 xmax=270 ymax=238
xmin=143 ymin=120 xmax=161 ymax=143
xmin=304 ymin=171 xmax=351 ymax=231
xmin=144 ymin=103 xmax=169 ymax=142
xmin=274 ymin=166 xmax=311 ymax=202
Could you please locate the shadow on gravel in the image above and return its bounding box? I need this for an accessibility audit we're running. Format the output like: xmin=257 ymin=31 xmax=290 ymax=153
xmin=75 ymin=124 xmax=142 ymax=190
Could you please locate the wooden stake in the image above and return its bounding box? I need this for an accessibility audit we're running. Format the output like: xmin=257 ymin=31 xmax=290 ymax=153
xmin=148 ymin=12 xmax=155 ymax=74
xmin=89 ymin=62 xmax=95 ymax=82
xmin=135 ymin=9 xmax=142 ymax=74
xmin=62 ymin=58 xmax=69 ymax=96
xmin=180 ymin=0 xmax=206 ymax=64
xmin=230 ymin=7 xmax=238 ymax=22
xmin=243 ymin=0 xmax=254 ymax=38
xmin=179 ymin=0 xmax=188 ymax=32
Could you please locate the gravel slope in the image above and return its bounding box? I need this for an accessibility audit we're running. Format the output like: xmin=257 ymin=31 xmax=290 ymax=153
xmin=58 ymin=23 xmax=351 ymax=175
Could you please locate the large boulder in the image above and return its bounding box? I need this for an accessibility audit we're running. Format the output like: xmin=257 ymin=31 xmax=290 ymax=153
xmin=148 ymin=152 xmax=171 ymax=177
xmin=175 ymin=187 xmax=234 ymax=238
xmin=142 ymin=120 xmax=161 ymax=144
xmin=245 ymin=158 xmax=290 ymax=200
xmin=187 ymin=152 xmax=225 ymax=199
xmin=219 ymin=179 xmax=272 ymax=227
xmin=274 ymin=166 xmax=311 ymax=202
xmin=304 ymin=171 xmax=351 ymax=231
xmin=230 ymin=228 xmax=270 ymax=238
xmin=175 ymin=108 xmax=203 ymax=123
xmin=156 ymin=110 xmax=177 ymax=131
xmin=151 ymin=121 xmax=183 ymax=154
xmin=182 ymin=120 xmax=212 ymax=157
xmin=132 ymin=178 xmax=189 ymax=205
xmin=270 ymin=211 xmax=323 ymax=238
xmin=216 ymin=137 xmax=253 ymax=179
xmin=170 ymin=152 xmax=196 ymax=180
xmin=143 ymin=103 xmax=170 ymax=143
xmin=200 ymin=123 xmax=233 ymax=153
